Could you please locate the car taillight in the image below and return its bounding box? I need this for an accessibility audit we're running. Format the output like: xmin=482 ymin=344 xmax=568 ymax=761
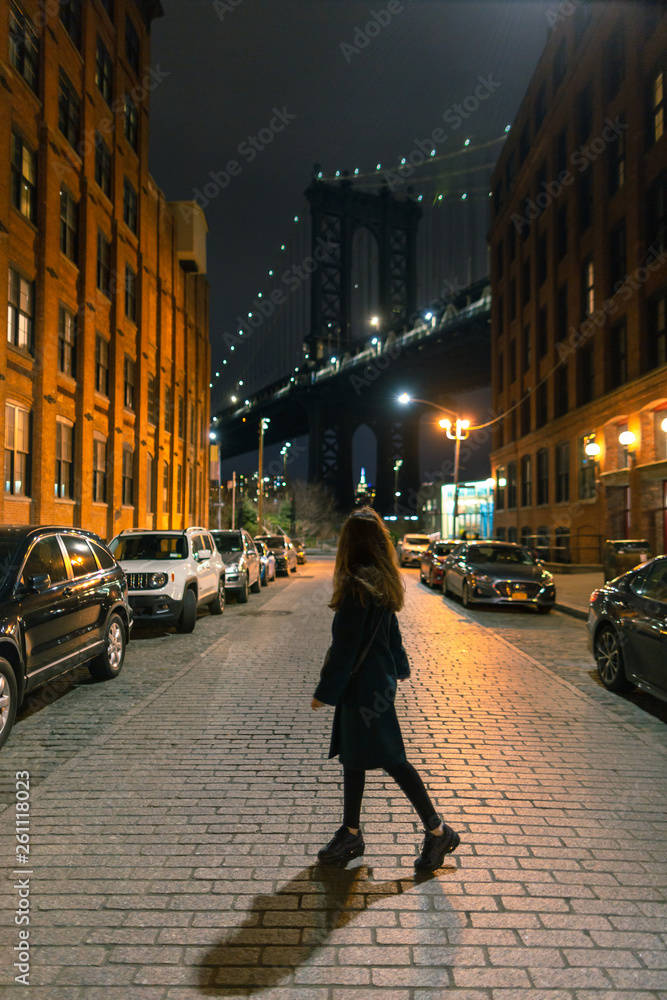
xmin=589 ymin=590 xmax=600 ymax=603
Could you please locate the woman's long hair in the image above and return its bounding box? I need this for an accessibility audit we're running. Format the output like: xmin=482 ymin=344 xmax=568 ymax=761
xmin=329 ymin=506 xmax=405 ymax=612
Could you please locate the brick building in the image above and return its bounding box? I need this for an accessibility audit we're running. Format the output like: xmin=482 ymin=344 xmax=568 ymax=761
xmin=1 ymin=0 xmax=211 ymax=540
xmin=489 ymin=1 xmax=667 ymax=564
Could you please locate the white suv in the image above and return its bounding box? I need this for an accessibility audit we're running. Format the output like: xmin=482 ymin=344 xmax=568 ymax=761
xmin=108 ymin=527 xmax=226 ymax=633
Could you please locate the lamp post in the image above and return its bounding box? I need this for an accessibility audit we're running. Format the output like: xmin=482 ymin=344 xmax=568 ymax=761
xmin=257 ymin=417 xmax=270 ymax=531
xmin=393 ymin=459 xmax=403 ymax=516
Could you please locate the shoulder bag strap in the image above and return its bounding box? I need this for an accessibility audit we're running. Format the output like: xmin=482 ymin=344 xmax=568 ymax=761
xmin=350 ymin=608 xmax=384 ymax=678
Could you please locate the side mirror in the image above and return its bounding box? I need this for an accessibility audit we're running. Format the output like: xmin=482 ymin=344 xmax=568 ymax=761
xmin=198 ymin=549 xmax=212 ymax=560
xmin=27 ymin=573 xmax=51 ymax=593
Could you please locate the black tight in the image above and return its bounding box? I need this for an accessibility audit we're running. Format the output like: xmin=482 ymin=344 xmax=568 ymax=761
xmin=343 ymin=761 xmax=440 ymax=830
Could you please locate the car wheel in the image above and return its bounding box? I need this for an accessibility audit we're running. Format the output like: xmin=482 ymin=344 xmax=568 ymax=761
xmin=260 ymin=568 xmax=268 ymax=587
xmin=0 ymin=659 xmax=18 ymax=751
xmin=237 ymin=574 xmax=249 ymax=604
xmin=209 ymin=576 xmax=226 ymax=615
xmin=594 ymin=625 xmax=633 ymax=692
xmin=250 ymin=573 xmax=261 ymax=594
xmin=89 ymin=613 xmax=126 ymax=680
xmin=443 ymin=574 xmax=451 ymax=598
xmin=429 ymin=569 xmax=436 ymax=589
xmin=461 ymin=580 xmax=475 ymax=608
xmin=177 ymin=588 xmax=198 ymax=632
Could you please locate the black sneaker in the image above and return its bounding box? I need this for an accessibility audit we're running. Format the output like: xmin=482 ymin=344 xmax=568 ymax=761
xmin=414 ymin=819 xmax=460 ymax=872
xmin=317 ymin=825 xmax=365 ymax=865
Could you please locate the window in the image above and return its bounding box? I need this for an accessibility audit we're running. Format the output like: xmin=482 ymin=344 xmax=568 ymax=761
xmin=95 ymin=335 xmax=109 ymax=395
xmin=9 ymin=1 xmax=39 ymax=92
xmin=58 ymin=70 xmax=80 ymax=148
xmin=507 ymin=461 xmax=517 ymax=509
xmin=59 ymin=0 xmax=81 ymax=48
xmin=10 ymin=131 xmax=37 ymax=223
xmin=91 ymin=540 xmax=115 ymax=570
xmin=123 ymin=178 xmax=138 ymax=234
xmin=555 ymin=363 xmax=569 ymax=418
xmin=556 ymin=202 xmax=568 ymax=260
xmin=509 ymin=339 xmax=516 ymax=382
xmin=58 ymin=306 xmax=76 ymax=378
xmin=7 ymin=268 xmax=34 ymax=352
xmin=648 ymin=171 xmax=666 ymax=255
xmin=522 ymin=257 xmax=531 ymax=305
xmin=176 ymin=464 xmax=182 ymax=513
xmin=520 ymin=455 xmax=532 ymax=507
xmin=95 ymin=37 xmax=113 ymax=105
xmin=124 ymin=356 xmax=135 ymax=410
xmin=609 ymin=219 xmax=626 ymax=294
xmin=579 ymin=169 xmax=593 ymax=232
xmin=162 ymin=460 xmax=169 ymax=513
xmin=97 ymin=231 xmax=111 ymax=296
xmin=125 ymin=15 xmax=140 ymax=75
xmin=496 ymin=467 xmax=506 ymax=509
xmin=124 ymin=94 xmax=138 ymax=151
xmin=536 ymin=382 xmax=548 ymax=428
xmin=553 ymin=37 xmax=567 ymax=91
xmin=535 ymin=82 xmax=547 ymax=132
xmin=147 ymin=374 xmax=158 ymax=425
xmin=554 ymin=527 xmax=570 ymax=563
xmin=125 ymin=265 xmax=137 ymax=322
xmin=94 ymin=132 xmax=112 ymax=197
xmin=578 ymin=341 xmax=595 ymax=405
xmin=55 ymin=420 xmax=74 ymax=499
xmin=578 ymin=435 xmax=596 ymax=500
xmin=189 ymin=403 xmax=195 ymax=446
xmin=22 ymin=536 xmax=68 ymax=586
xmin=608 ymin=319 xmax=628 ymax=389
xmin=497 ymin=351 xmax=504 ymax=392
xmin=538 ymin=305 xmax=548 ymax=358
xmin=581 ymin=256 xmax=594 ymax=317
xmin=147 ymin=454 xmax=155 ymax=513
xmin=164 ymin=386 xmax=172 ymax=433
xmin=557 ymin=284 xmax=568 ymax=341
xmin=522 ymin=325 xmax=531 ymax=372
xmin=122 ymin=447 xmax=134 ymax=506
xmin=190 ymin=467 xmax=196 ymax=517
xmin=4 ymin=403 xmax=30 ymax=496
xmin=648 ymin=289 xmax=666 ymax=369
xmin=93 ymin=437 xmax=107 ymax=503
xmin=555 ymin=440 xmax=570 ymax=502
xmin=520 ymin=397 xmax=531 ymax=437
xmin=650 ymin=66 xmax=664 ymax=145
xmin=609 ymin=122 xmax=626 ymax=195
xmin=178 ymin=396 xmax=184 ymax=438
xmin=536 ymin=448 xmax=549 ymax=505
xmin=495 ymin=527 xmax=506 ymax=542
xmin=59 ymin=187 xmax=78 ymax=262
xmin=62 ymin=536 xmax=97 ymax=578
xmin=606 ymin=23 xmax=624 ymax=101
xmin=520 ymin=526 xmax=532 ymax=549
xmin=536 ymin=525 xmax=550 ymax=560
xmin=578 ymin=82 xmax=593 ymax=143
xmin=537 ymin=231 xmax=547 ymax=286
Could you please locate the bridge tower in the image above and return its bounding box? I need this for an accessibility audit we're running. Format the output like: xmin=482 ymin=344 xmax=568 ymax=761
xmin=304 ymin=174 xmax=422 ymax=512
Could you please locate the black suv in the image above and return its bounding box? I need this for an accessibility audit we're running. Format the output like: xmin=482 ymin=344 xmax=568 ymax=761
xmin=0 ymin=526 xmax=132 ymax=750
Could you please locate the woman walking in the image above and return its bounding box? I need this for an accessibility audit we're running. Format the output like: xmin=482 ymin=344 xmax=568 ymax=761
xmin=311 ymin=507 xmax=460 ymax=871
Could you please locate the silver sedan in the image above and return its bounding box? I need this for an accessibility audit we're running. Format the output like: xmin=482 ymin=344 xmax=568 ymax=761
xmin=443 ymin=541 xmax=556 ymax=613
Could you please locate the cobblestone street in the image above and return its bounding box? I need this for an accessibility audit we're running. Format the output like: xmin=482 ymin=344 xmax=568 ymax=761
xmin=1 ymin=558 xmax=666 ymax=999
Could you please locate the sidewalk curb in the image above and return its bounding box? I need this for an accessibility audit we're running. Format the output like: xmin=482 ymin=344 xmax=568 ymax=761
xmin=554 ymin=601 xmax=588 ymax=621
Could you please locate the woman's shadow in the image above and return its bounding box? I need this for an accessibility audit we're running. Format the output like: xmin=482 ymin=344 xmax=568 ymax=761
xmin=196 ymin=860 xmax=456 ymax=994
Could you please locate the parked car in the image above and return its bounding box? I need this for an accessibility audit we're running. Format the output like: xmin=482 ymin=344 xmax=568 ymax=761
xmin=398 ymin=534 xmax=431 ymax=567
xmin=255 ymin=534 xmax=298 ymax=576
xmin=292 ymin=539 xmax=307 ymax=565
xmin=588 ymin=556 xmax=667 ymax=704
xmin=255 ymin=540 xmax=276 ymax=586
xmin=420 ymin=540 xmax=457 ymax=589
xmin=109 ymin=527 xmax=225 ymax=633
xmin=211 ymin=529 xmax=261 ymax=602
xmin=0 ymin=526 xmax=132 ymax=750
xmin=443 ymin=540 xmax=556 ymax=613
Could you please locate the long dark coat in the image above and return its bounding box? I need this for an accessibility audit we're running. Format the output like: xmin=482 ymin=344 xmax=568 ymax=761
xmin=313 ymin=590 xmax=411 ymax=770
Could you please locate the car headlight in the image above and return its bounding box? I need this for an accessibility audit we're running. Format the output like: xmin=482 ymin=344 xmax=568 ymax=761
xmin=541 ymin=571 xmax=554 ymax=583
xmin=471 ymin=573 xmax=493 ymax=584
xmin=226 ymin=562 xmax=239 ymax=573
xmin=149 ymin=572 xmax=168 ymax=589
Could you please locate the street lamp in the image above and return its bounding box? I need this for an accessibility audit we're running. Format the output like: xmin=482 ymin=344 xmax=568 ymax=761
xmin=393 ymin=459 xmax=403 ymax=516
xmin=258 ymin=417 xmax=270 ymax=530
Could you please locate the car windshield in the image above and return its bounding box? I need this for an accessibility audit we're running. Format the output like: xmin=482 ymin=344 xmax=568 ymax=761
xmin=211 ymin=533 xmax=242 ymax=553
xmin=110 ymin=534 xmax=187 ymax=560
xmin=257 ymin=536 xmax=284 ymax=548
xmin=467 ymin=545 xmax=536 ymax=566
xmin=405 ymin=536 xmax=429 ymax=545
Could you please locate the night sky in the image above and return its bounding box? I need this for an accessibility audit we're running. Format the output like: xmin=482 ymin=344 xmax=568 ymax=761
xmin=148 ymin=0 xmax=559 ymax=487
